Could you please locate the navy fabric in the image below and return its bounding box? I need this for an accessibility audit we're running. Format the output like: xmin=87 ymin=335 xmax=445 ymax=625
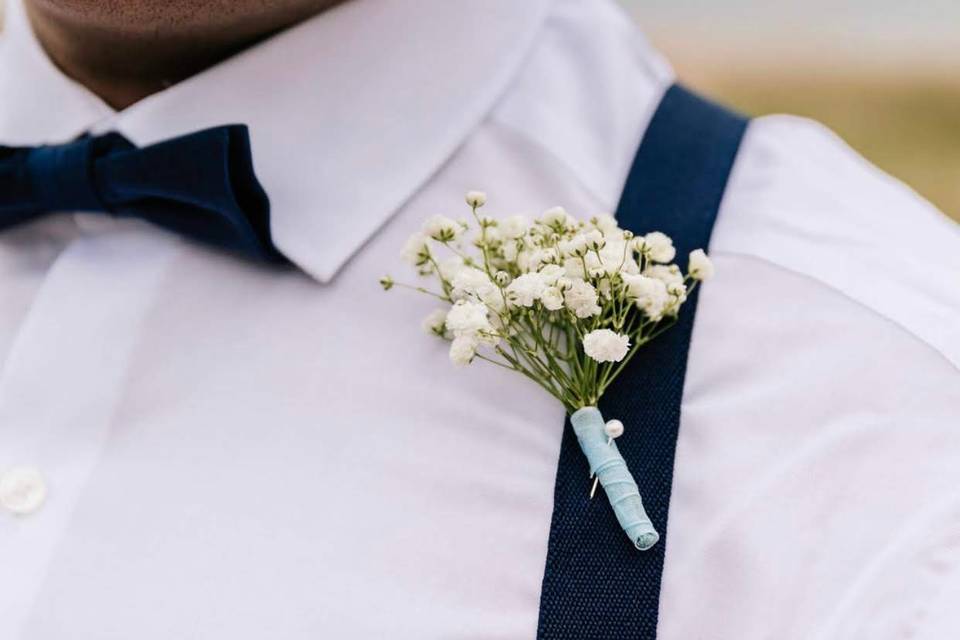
xmin=0 ymin=125 xmax=285 ymax=263
xmin=537 ymin=85 xmax=748 ymax=639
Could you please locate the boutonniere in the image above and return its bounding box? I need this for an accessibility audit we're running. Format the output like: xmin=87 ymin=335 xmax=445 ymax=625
xmin=381 ymin=191 xmax=714 ymax=550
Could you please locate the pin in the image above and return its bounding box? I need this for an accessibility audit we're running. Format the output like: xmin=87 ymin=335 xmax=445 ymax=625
xmin=589 ymin=419 xmax=625 ymax=498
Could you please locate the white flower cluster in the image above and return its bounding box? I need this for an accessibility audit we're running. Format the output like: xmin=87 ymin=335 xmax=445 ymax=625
xmin=582 ymin=329 xmax=631 ymax=363
xmin=385 ymin=192 xmax=714 ymax=410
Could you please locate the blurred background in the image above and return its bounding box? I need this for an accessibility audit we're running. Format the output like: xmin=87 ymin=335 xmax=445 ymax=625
xmin=1 ymin=1 xmax=957 ymax=221
xmin=621 ymin=0 xmax=960 ymax=222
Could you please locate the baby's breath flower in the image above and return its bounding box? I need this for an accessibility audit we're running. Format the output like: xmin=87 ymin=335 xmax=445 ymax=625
xmin=559 ymin=234 xmax=589 ymax=258
xmin=421 ymin=309 xmax=448 ymax=336
xmin=478 ymin=284 xmax=506 ymax=313
xmin=583 ymin=229 xmax=605 ymax=251
xmin=449 ymin=335 xmax=478 ymax=366
xmin=563 ymin=279 xmax=602 ymax=318
xmin=641 ymin=231 xmax=676 ymax=263
xmin=479 ymin=225 xmax=502 ymax=245
xmin=582 ymin=329 xmax=630 ymax=363
xmin=445 ymin=300 xmax=492 ymax=336
xmin=644 ymin=263 xmax=684 ymax=287
xmin=541 ymin=286 xmax=564 ymax=311
xmin=617 ymin=255 xmax=641 ymax=276
xmin=541 ymin=247 xmax=561 ymax=265
xmin=667 ymin=281 xmax=687 ymax=304
xmin=500 ymin=215 xmax=530 ymax=239
xmin=494 ymin=270 xmax=511 ymax=286
xmin=465 ymin=190 xmax=487 ymax=208
xmin=401 ymin=232 xmax=431 ymax=266
xmin=538 ymin=264 xmax=565 ymax=285
xmin=505 ymin=272 xmax=547 ymax=307
xmin=662 ymin=282 xmax=688 ymax=317
xmin=423 ymin=214 xmax=463 ymax=242
xmin=598 ymin=239 xmax=631 ymax=275
xmin=518 ymin=247 xmax=558 ymax=272
xmin=688 ymin=249 xmax=715 ymax=281
xmin=592 ymin=213 xmax=620 ymax=236
xmin=541 ymin=206 xmax=568 ymax=228
xmin=622 ymin=274 xmax=669 ymax=320
xmin=451 ymin=267 xmax=493 ymax=300
xmin=379 ymin=275 xmax=394 ymax=291
xmin=560 ymin=257 xmax=584 ymax=279
xmin=622 ymin=273 xmax=655 ymax=298
xmin=516 ymin=249 xmax=538 ymax=272
xmin=438 ymin=255 xmax=466 ymax=281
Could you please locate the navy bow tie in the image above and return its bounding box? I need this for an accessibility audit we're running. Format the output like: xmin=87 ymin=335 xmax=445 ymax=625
xmin=0 ymin=124 xmax=286 ymax=263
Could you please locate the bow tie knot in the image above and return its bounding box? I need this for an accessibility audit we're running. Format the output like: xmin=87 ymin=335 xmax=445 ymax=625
xmin=25 ymin=135 xmax=117 ymax=213
xmin=1 ymin=125 xmax=285 ymax=263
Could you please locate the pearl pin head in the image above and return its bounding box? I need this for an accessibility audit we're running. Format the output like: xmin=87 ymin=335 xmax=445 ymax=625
xmin=604 ymin=419 xmax=624 ymax=439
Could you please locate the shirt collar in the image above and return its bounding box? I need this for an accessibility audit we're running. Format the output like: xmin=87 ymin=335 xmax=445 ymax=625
xmin=0 ymin=0 xmax=552 ymax=281
xmin=0 ymin=0 xmax=114 ymax=142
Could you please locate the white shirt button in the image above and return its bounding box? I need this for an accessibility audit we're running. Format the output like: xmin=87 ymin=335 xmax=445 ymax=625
xmin=0 ymin=466 xmax=48 ymax=515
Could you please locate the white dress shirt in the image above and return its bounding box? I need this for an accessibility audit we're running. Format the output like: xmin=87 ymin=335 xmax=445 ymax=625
xmin=1 ymin=0 xmax=959 ymax=638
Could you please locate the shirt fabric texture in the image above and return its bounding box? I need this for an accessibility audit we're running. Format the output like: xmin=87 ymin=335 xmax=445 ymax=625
xmin=0 ymin=0 xmax=958 ymax=638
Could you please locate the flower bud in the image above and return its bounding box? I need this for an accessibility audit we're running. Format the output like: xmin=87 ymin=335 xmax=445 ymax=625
xmin=465 ymin=190 xmax=487 ymax=208
xmin=688 ymin=249 xmax=715 ymax=281
xmin=542 ymin=206 xmax=568 ymax=227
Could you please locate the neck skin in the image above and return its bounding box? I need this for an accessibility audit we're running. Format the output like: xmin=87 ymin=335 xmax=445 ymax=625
xmin=24 ymin=0 xmax=343 ymax=110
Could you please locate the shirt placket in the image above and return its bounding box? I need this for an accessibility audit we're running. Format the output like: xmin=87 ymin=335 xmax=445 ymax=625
xmin=0 ymin=227 xmax=180 ymax=635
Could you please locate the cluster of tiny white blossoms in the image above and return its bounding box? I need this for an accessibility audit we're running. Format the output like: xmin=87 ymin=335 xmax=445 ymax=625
xmin=381 ymin=191 xmax=714 ymax=412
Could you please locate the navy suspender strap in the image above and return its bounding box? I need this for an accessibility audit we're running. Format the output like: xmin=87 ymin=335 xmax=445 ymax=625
xmin=536 ymin=84 xmax=749 ymax=639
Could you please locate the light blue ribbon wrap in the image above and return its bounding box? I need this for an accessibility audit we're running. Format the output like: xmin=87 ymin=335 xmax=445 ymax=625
xmin=571 ymin=406 xmax=660 ymax=551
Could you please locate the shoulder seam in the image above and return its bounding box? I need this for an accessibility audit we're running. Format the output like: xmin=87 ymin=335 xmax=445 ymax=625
xmin=714 ymin=250 xmax=960 ymax=375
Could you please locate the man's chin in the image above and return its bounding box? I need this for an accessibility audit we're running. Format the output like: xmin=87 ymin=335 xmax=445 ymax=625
xmin=26 ymin=0 xmax=343 ymax=37
xmin=27 ymin=0 xmax=234 ymax=30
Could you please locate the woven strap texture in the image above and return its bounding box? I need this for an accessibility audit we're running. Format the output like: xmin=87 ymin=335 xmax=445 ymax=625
xmin=536 ymin=84 xmax=748 ymax=639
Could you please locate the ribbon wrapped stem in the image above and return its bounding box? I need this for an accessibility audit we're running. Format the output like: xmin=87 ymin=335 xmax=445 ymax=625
xmin=571 ymin=406 xmax=659 ymax=551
